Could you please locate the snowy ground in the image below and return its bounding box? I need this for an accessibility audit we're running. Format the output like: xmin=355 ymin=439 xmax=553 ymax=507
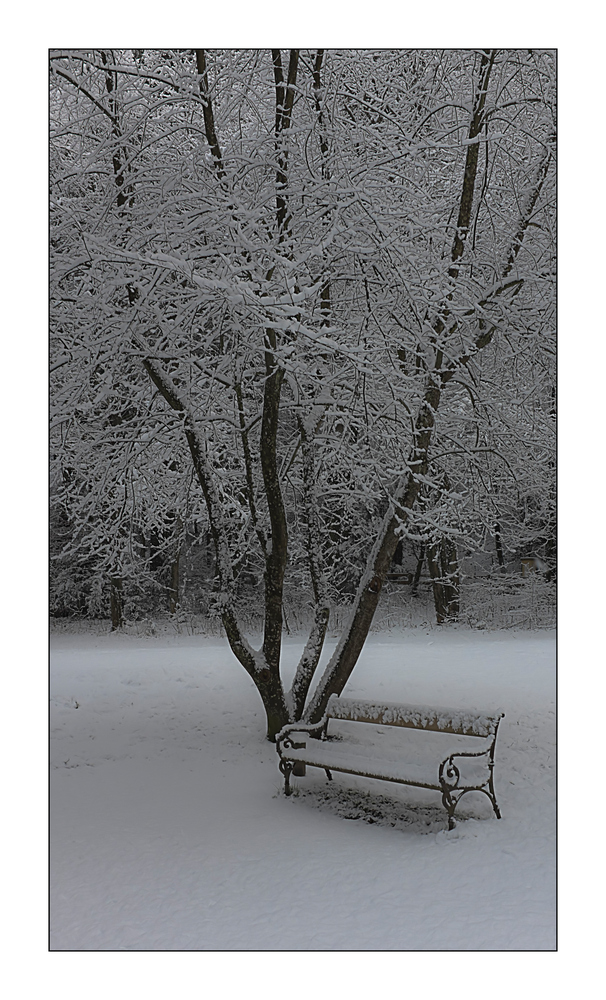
xmin=50 ymin=626 xmax=555 ymax=951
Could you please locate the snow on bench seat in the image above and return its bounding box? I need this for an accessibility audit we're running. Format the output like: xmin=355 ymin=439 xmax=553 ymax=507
xmin=327 ymin=695 xmax=503 ymax=738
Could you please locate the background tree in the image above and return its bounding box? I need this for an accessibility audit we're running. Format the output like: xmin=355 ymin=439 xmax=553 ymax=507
xmin=50 ymin=48 xmax=556 ymax=737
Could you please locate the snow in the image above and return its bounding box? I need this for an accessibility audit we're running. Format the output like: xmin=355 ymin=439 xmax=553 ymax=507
xmin=51 ymin=627 xmax=555 ymax=951
xmin=326 ymin=694 xmax=504 ymax=736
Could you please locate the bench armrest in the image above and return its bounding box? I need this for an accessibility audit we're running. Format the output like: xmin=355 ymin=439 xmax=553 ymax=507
xmin=276 ymin=716 xmax=329 ymax=753
xmin=439 ymin=745 xmax=496 ymax=791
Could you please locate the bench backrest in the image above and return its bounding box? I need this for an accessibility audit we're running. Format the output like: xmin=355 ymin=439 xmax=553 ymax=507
xmin=326 ymin=695 xmax=503 ymax=738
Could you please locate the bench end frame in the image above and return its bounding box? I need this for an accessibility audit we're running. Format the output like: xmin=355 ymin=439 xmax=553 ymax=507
xmin=439 ymin=713 xmax=504 ymax=829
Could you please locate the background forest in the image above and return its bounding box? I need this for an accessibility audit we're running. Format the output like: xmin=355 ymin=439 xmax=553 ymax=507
xmin=50 ymin=48 xmax=555 ymax=735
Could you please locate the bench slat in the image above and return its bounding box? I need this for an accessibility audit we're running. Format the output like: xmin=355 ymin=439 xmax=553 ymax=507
xmin=327 ymin=695 xmax=503 ymax=738
xmin=283 ymin=740 xmax=444 ymax=789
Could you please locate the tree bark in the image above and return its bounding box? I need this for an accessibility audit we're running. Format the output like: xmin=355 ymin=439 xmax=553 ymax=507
xmin=110 ymin=576 xmax=124 ymax=630
xmin=411 ymin=545 xmax=425 ymax=596
xmin=100 ymin=49 xmax=133 ymax=209
xmin=272 ymin=49 xmax=299 ymax=235
xmin=168 ymin=554 xmax=179 ymax=613
xmin=427 ymin=538 xmax=460 ymax=623
xmin=494 ymin=522 xmax=506 ymax=574
xmin=288 ymin=413 xmax=330 ymax=719
xmin=259 ymin=347 xmax=288 ymax=675
xmin=448 ymin=50 xmax=496 ymax=275
xmin=195 ymin=50 xmax=225 ymax=178
xmin=313 ymin=49 xmax=332 ymax=326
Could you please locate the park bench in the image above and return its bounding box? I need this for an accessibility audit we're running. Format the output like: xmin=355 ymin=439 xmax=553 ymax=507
xmin=276 ymin=694 xmax=504 ymax=830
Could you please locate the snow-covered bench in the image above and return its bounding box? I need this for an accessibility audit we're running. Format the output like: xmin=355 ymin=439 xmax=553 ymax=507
xmin=276 ymin=695 xmax=504 ymax=830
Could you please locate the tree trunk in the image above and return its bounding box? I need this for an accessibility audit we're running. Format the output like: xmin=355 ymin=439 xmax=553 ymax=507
xmin=255 ymin=669 xmax=291 ymax=741
xmin=168 ymin=553 xmax=179 ymax=613
xmin=100 ymin=49 xmax=133 ymax=209
xmin=494 ymin=522 xmax=506 ymax=574
xmin=427 ymin=538 xmax=460 ymax=624
xmin=195 ymin=50 xmax=226 ymax=177
xmin=110 ymin=576 xmax=124 ymax=630
xmin=411 ymin=545 xmax=425 ymax=596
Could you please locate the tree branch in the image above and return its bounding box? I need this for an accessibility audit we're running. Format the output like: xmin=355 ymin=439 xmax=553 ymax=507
xmin=235 ymin=382 xmax=268 ymax=558
xmin=259 ymin=338 xmax=288 ymax=674
xmin=288 ymin=412 xmax=330 ymax=717
xmin=449 ymin=49 xmax=497 ymax=274
xmin=195 ymin=49 xmax=226 ymax=178
xmin=273 ymin=49 xmax=299 ymax=234
xmin=138 ymin=346 xmax=258 ymax=680
xmin=51 ymin=65 xmax=116 ymax=122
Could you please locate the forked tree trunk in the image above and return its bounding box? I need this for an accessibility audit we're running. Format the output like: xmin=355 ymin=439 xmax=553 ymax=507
xmin=137 ymin=50 xmax=551 ymax=742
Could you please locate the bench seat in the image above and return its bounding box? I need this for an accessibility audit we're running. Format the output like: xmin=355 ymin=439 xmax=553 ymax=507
xmin=276 ymin=734 xmax=446 ymax=788
xmin=282 ymin=731 xmax=494 ymax=790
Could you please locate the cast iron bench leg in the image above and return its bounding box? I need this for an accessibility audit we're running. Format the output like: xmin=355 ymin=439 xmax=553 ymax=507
xmin=488 ymin=771 xmax=501 ymax=818
xmin=279 ymin=759 xmax=294 ymax=796
xmin=440 ymin=784 xmax=457 ymax=830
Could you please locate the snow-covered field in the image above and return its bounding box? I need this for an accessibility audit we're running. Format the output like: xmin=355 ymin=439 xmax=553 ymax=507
xmin=50 ymin=625 xmax=555 ymax=951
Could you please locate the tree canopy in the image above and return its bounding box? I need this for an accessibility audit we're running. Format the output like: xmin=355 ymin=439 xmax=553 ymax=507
xmin=50 ymin=48 xmax=556 ymax=737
